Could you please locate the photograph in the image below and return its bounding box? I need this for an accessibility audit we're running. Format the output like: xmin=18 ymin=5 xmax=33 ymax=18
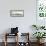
xmin=10 ymin=10 xmax=24 ymax=17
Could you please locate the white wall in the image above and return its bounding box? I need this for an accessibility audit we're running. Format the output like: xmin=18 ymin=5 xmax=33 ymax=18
xmin=0 ymin=0 xmax=36 ymax=42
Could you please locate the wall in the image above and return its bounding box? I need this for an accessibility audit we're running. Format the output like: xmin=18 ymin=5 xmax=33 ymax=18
xmin=0 ymin=0 xmax=36 ymax=42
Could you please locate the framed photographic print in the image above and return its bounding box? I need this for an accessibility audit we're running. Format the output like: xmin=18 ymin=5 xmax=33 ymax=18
xmin=36 ymin=0 xmax=46 ymax=25
xmin=10 ymin=10 xmax=24 ymax=17
xmin=37 ymin=0 xmax=46 ymax=19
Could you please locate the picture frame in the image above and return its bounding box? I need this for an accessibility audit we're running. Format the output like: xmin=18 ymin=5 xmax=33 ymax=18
xmin=10 ymin=10 xmax=24 ymax=17
xmin=37 ymin=0 xmax=46 ymax=18
xmin=36 ymin=0 xmax=46 ymax=26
